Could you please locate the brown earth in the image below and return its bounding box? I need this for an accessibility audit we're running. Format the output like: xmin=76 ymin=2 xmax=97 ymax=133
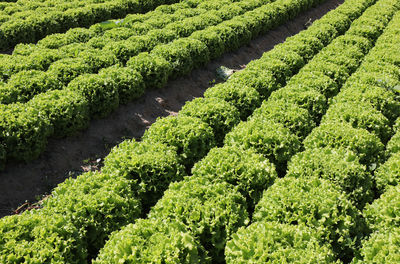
xmin=0 ymin=0 xmax=344 ymax=218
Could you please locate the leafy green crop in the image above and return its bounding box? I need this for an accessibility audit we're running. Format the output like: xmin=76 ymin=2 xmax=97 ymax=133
xmin=47 ymin=57 xmax=92 ymax=84
xmin=149 ymin=176 xmax=249 ymax=262
xmin=304 ymin=121 xmax=384 ymax=167
xmin=254 ymin=177 xmax=366 ymax=262
xmin=334 ymin=84 xmax=400 ymax=123
xmin=67 ymin=73 xmax=119 ymax=118
xmin=99 ymin=65 xmax=145 ymax=104
xmin=387 ymin=131 xmax=400 ymax=155
xmin=250 ymin=100 xmax=316 ymax=139
xmin=203 ymin=83 xmax=261 ymax=120
xmin=94 ymin=218 xmax=210 ymax=264
xmin=268 ymin=85 xmax=327 ymax=121
xmin=143 ymin=115 xmax=215 ymax=168
xmin=288 ymin=70 xmax=338 ymax=98
xmin=224 ymin=119 xmax=301 ymax=173
xmin=42 ymin=171 xmax=141 ymax=257
xmin=0 ymin=70 xmax=61 ymax=104
xmin=0 ymin=210 xmax=86 ymax=264
xmin=127 ymin=52 xmax=171 ymax=89
xmin=322 ymin=101 xmax=392 ymax=143
xmin=374 ymin=152 xmax=400 ymax=195
xmin=287 ymin=147 xmax=373 ymax=209
xmin=355 ymin=228 xmax=400 ymax=263
xmin=364 ymin=185 xmax=400 ymax=232
xmin=102 ymin=139 xmax=185 ymax=210
xmin=192 ymin=145 xmax=277 ymax=209
xmin=0 ymin=103 xmax=53 ymax=161
xmin=28 ymin=89 xmax=90 ymax=138
xmin=180 ymin=97 xmax=240 ymax=144
xmin=225 ymin=221 xmax=338 ymax=263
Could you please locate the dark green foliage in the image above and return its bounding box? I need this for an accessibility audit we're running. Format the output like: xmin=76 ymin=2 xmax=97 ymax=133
xmin=47 ymin=57 xmax=92 ymax=84
xmin=143 ymin=115 xmax=215 ymax=168
xmin=94 ymin=218 xmax=210 ymax=264
xmin=0 ymin=70 xmax=61 ymax=104
xmin=127 ymin=52 xmax=171 ymax=89
xmin=322 ymin=101 xmax=392 ymax=143
xmin=42 ymin=171 xmax=141 ymax=257
xmin=99 ymin=66 xmax=145 ymax=104
xmin=180 ymin=97 xmax=240 ymax=145
xmin=149 ymin=176 xmax=249 ymax=262
xmin=364 ymin=185 xmax=400 ymax=232
xmin=355 ymin=228 xmax=400 ymax=263
xmin=203 ymin=83 xmax=261 ymax=120
xmin=27 ymin=89 xmax=90 ymax=138
xmin=192 ymin=145 xmax=277 ymax=210
xmin=268 ymin=86 xmax=327 ymax=121
xmin=0 ymin=210 xmax=86 ymax=264
xmin=0 ymin=103 xmax=53 ymax=161
xmin=67 ymin=73 xmax=119 ymax=118
xmin=0 ymin=0 xmax=182 ymax=51
xmin=251 ymin=100 xmax=316 ymax=139
xmin=225 ymin=222 xmax=338 ymax=263
xmin=374 ymin=152 xmax=400 ymax=195
xmin=102 ymin=139 xmax=185 ymax=210
xmin=254 ymin=177 xmax=366 ymax=262
xmin=287 ymin=147 xmax=373 ymax=209
xmin=224 ymin=119 xmax=301 ymax=172
xmin=304 ymin=121 xmax=385 ymax=167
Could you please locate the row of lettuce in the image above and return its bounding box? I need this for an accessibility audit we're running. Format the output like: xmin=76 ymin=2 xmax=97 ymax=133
xmin=0 ymin=0 xmax=389 ymax=262
xmin=0 ymin=0 xmax=184 ymax=51
xmin=240 ymin=7 xmax=400 ymax=263
xmin=96 ymin=0 xmax=400 ymax=262
xmin=0 ymin=0 xmax=328 ymax=170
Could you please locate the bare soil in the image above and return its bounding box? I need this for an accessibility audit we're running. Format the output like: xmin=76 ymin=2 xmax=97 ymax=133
xmin=0 ymin=0 xmax=343 ymax=218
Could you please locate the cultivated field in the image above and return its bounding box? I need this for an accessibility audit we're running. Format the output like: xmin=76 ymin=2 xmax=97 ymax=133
xmin=1 ymin=0 xmax=399 ymax=262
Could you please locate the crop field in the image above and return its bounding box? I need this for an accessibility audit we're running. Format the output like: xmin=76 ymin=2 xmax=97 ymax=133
xmin=1 ymin=0 xmax=400 ymax=262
